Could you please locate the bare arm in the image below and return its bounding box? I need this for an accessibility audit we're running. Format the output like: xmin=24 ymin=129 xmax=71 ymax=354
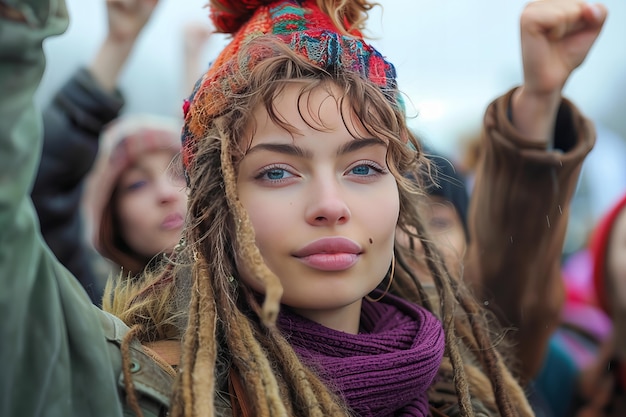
xmin=89 ymin=0 xmax=159 ymax=91
xmin=465 ymin=0 xmax=607 ymax=383
xmin=511 ymin=0 xmax=607 ymax=143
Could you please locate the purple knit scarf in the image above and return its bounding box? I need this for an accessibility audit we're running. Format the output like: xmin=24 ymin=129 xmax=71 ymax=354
xmin=277 ymin=292 xmax=445 ymax=417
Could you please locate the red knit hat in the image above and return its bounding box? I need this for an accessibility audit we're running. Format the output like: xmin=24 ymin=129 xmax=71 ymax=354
xmin=181 ymin=0 xmax=401 ymax=173
xmin=591 ymin=193 xmax=626 ymax=315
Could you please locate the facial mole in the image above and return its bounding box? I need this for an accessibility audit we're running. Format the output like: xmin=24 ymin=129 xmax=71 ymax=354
xmin=369 ymin=238 xmax=373 ymax=244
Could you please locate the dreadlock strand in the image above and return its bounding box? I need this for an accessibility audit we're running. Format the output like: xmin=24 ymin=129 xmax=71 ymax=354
xmin=195 ymin=242 xmax=279 ymax=417
xmin=268 ymin=329 xmax=339 ymax=416
xmin=209 ymin=282 xmax=286 ymax=416
xmin=120 ymin=324 xmax=146 ymax=417
xmin=170 ymin=258 xmax=202 ymax=417
xmin=457 ymin=289 xmax=534 ymax=417
xmin=219 ymin=128 xmax=283 ymax=327
xmin=497 ymin=358 xmax=534 ymax=417
xmin=457 ymin=292 xmax=516 ymax=417
xmin=227 ymin=304 xmax=288 ymax=416
xmin=419 ymin=236 xmax=474 ymax=417
xmin=191 ymin=253 xmax=218 ymax=415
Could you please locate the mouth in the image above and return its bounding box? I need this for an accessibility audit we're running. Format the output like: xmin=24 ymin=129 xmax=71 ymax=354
xmin=161 ymin=213 xmax=184 ymax=230
xmin=293 ymin=237 xmax=363 ymax=271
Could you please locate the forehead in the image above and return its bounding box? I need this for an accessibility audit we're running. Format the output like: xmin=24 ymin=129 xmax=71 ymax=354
xmin=246 ymin=81 xmax=371 ymax=146
xmin=121 ymin=149 xmax=178 ymax=174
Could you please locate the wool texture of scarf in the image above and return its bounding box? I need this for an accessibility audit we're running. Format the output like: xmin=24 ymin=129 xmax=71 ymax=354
xmin=277 ymin=292 xmax=445 ymax=417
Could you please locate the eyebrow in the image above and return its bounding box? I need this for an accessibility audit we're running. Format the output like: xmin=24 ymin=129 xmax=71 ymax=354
xmin=336 ymin=137 xmax=387 ymax=155
xmin=246 ymin=137 xmax=386 ymax=158
xmin=246 ymin=143 xmax=312 ymax=158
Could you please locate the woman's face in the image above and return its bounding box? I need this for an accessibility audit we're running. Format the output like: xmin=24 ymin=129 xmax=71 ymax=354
xmin=421 ymin=196 xmax=467 ymax=278
xmin=115 ymin=149 xmax=187 ymax=259
xmin=397 ymin=195 xmax=467 ymax=284
xmin=236 ymin=82 xmax=400 ymax=333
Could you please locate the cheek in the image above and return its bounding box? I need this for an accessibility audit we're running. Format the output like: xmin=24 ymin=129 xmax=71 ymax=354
xmin=367 ymin=180 xmax=400 ymax=238
xmin=446 ymin=228 xmax=467 ymax=257
xmin=116 ymin=195 xmax=150 ymax=240
xmin=235 ymin=202 xmax=287 ymax=295
xmin=237 ymin=189 xmax=294 ymax=269
xmin=241 ymin=193 xmax=291 ymax=241
xmin=377 ymin=201 xmax=400 ymax=243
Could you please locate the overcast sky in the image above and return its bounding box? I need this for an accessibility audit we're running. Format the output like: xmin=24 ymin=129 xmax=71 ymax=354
xmin=39 ymin=0 xmax=626 ymax=157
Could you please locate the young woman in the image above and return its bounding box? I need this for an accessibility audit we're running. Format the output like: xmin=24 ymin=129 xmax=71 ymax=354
xmin=0 ymin=0 xmax=606 ymax=416
xmin=84 ymin=113 xmax=187 ymax=279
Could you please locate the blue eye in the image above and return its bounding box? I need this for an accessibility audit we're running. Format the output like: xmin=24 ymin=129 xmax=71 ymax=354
xmin=351 ymin=165 xmax=371 ymax=176
xmin=266 ymin=168 xmax=287 ymax=180
xmin=256 ymin=166 xmax=296 ymax=183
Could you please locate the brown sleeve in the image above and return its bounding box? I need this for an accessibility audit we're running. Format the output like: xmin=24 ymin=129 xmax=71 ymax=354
xmin=463 ymin=87 xmax=596 ymax=383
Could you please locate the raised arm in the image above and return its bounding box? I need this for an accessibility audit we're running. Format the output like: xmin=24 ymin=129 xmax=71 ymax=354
xmin=31 ymin=0 xmax=160 ymax=303
xmin=464 ymin=0 xmax=607 ymax=383
xmin=0 ymin=1 xmax=125 ymax=416
xmin=511 ymin=0 xmax=606 ymax=142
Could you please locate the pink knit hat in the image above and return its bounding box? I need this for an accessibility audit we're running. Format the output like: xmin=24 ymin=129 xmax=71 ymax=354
xmin=84 ymin=114 xmax=183 ymax=273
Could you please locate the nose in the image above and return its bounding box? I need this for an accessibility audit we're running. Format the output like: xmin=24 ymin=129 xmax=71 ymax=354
xmin=156 ymin=175 xmax=185 ymax=205
xmin=304 ymin=177 xmax=351 ymax=226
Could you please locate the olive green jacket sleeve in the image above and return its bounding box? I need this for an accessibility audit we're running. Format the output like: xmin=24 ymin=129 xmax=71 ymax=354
xmin=0 ymin=1 xmax=124 ymax=416
xmin=464 ymin=88 xmax=596 ymax=383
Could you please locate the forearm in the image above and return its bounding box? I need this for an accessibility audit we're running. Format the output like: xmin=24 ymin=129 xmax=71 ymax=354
xmin=34 ymin=67 xmax=124 ymax=189
xmin=511 ymin=87 xmax=562 ymax=145
xmin=0 ymin=3 xmax=122 ymax=415
xmin=32 ymin=68 xmax=123 ymax=296
xmin=88 ymin=35 xmax=136 ymax=91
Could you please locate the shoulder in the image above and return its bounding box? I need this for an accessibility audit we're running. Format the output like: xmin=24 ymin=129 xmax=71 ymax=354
xmin=98 ymin=310 xmax=234 ymax=416
xmin=98 ymin=310 xmax=174 ymax=417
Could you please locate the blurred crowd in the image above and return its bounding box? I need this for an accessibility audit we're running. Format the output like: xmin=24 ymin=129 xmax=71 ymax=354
xmin=2 ymin=0 xmax=625 ymax=416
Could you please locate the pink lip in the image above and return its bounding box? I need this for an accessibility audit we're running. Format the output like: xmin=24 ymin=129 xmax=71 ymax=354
xmin=293 ymin=237 xmax=363 ymax=271
xmin=161 ymin=213 xmax=184 ymax=230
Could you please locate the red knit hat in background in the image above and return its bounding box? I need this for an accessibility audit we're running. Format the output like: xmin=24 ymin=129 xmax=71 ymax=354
xmin=591 ymin=193 xmax=626 ymax=315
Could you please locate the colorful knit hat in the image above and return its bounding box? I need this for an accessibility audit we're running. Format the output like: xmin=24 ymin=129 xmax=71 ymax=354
xmin=181 ymin=0 xmax=401 ymax=172
xmin=591 ymin=193 xmax=626 ymax=315
xmin=84 ymin=114 xmax=183 ymax=273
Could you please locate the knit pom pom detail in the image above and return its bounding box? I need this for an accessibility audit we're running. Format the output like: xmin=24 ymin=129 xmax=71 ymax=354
xmin=210 ymin=0 xmax=276 ymax=33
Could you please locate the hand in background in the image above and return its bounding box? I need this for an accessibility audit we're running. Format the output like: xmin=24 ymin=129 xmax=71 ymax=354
xmin=512 ymin=0 xmax=608 ymax=142
xmin=89 ymin=0 xmax=161 ymax=91
xmin=106 ymin=0 xmax=160 ymax=43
